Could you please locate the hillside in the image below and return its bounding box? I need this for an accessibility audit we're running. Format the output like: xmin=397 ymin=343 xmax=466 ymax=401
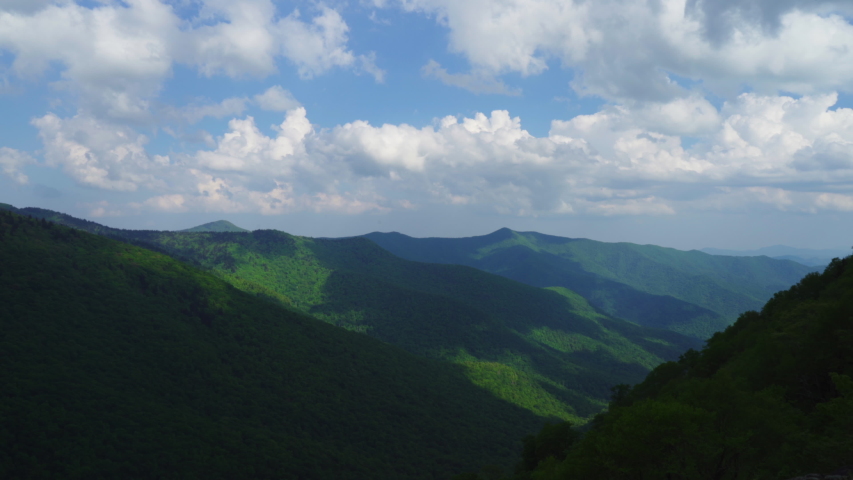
xmin=181 ymin=220 xmax=249 ymax=233
xmin=506 ymin=256 xmax=853 ymax=480
xmin=8 ymin=205 xmax=700 ymax=423
xmin=0 ymin=210 xmax=549 ymax=479
xmin=364 ymin=229 xmax=817 ymax=338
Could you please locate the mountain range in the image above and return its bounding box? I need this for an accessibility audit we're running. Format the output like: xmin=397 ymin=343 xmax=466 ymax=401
xmin=1 ymin=202 xmax=832 ymax=479
xmin=3 ymin=204 xmax=701 ymax=423
xmin=364 ymin=229 xmax=816 ymax=339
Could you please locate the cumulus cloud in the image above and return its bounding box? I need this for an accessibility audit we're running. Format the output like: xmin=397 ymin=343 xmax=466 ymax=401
xmin=0 ymin=1 xmax=380 ymax=121
xmin=380 ymin=0 xmax=853 ymax=102
xmin=253 ymin=85 xmax=301 ymax=112
xmin=275 ymin=6 xmax=385 ymax=82
xmin=23 ymin=92 xmax=853 ymax=217
xmin=0 ymin=147 xmax=35 ymax=184
xmin=31 ymin=112 xmax=171 ymax=191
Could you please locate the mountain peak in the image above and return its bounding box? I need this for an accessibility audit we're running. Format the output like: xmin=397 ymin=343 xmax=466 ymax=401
xmin=484 ymin=227 xmax=516 ymax=239
xmin=180 ymin=220 xmax=248 ymax=233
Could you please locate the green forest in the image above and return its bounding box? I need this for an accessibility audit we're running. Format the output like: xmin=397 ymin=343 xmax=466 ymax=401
xmin=6 ymin=205 xmax=700 ymax=423
xmin=0 ymin=210 xmax=545 ymax=479
xmin=365 ymin=228 xmax=816 ymax=338
xmin=1 ymin=203 xmax=849 ymax=479
xmin=460 ymin=255 xmax=853 ymax=479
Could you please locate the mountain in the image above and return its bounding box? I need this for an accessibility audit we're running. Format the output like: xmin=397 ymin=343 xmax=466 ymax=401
xmin=363 ymin=229 xmax=816 ymax=339
xmin=514 ymin=256 xmax=853 ymax=479
xmin=702 ymin=245 xmax=849 ymax=267
xmin=0 ymin=209 xmax=549 ymax=479
xmin=181 ymin=220 xmax=249 ymax=233
xmin=8 ymin=205 xmax=700 ymax=423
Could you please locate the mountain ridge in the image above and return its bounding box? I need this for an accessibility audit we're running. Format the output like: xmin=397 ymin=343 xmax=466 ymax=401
xmin=6 ymin=204 xmax=700 ymax=422
xmin=363 ymin=228 xmax=816 ymax=339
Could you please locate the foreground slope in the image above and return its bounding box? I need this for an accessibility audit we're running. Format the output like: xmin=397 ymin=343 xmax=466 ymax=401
xmin=0 ymin=210 xmax=548 ymax=479
xmin=364 ymin=229 xmax=816 ymax=338
xmin=9 ymin=206 xmax=700 ymax=422
xmin=518 ymin=256 xmax=853 ymax=479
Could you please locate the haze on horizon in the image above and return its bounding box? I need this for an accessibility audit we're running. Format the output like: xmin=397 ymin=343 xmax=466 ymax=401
xmin=1 ymin=0 xmax=852 ymax=251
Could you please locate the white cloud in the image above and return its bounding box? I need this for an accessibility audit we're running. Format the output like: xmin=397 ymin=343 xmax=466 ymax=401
xmin=0 ymin=147 xmax=35 ymax=184
xmin=173 ymin=97 xmax=249 ymax=124
xmin=421 ymin=60 xmax=521 ymax=95
xmin=381 ymin=0 xmax=853 ymax=102
xmin=253 ymin=85 xmax=301 ymax=112
xmin=24 ymin=93 xmax=853 ymax=217
xmin=31 ymin=112 xmax=170 ymax=191
xmin=195 ymin=107 xmax=312 ymax=174
xmin=0 ymin=1 xmax=380 ymax=121
xmin=815 ymin=192 xmax=853 ymax=211
xmin=274 ymin=6 xmax=385 ymax=82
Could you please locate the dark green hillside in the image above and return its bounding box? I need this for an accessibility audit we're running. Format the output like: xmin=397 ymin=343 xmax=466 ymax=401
xmin=9 ymin=205 xmax=700 ymax=423
xmin=0 ymin=210 xmax=549 ymax=479
xmin=181 ymin=220 xmax=249 ymax=233
xmin=508 ymin=255 xmax=853 ymax=480
xmin=364 ymin=229 xmax=816 ymax=338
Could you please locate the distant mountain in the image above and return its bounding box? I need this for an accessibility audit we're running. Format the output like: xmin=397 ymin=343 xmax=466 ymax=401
xmin=8 ymin=205 xmax=700 ymax=423
xmin=363 ymin=228 xmax=817 ymax=339
xmin=517 ymin=256 xmax=853 ymax=479
xmin=701 ymin=245 xmax=849 ymax=267
xmin=181 ymin=220 xmax=248 ymax=233
xmin=0 ymin=209 xmax=547 ymax=479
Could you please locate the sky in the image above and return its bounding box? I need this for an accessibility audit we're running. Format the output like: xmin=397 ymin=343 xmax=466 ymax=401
xmin=1 ymin=0 xmax=853 ymax=250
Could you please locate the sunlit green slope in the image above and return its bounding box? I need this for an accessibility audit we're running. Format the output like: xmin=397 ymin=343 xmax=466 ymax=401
xmin=0 ymin=210 xmax=549 ymax=479
xmin=364 ymin=228 xmax=817 ymax=338
xmin=9 ymin=205 xmax=701 ymax=423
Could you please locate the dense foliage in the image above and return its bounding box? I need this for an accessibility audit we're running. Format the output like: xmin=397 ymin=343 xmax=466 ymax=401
xmin=9 ymin=205 xmax=701 ymax=422
xmin=0 ymin=210 xmax=551 ymax=479
xmin=364 ymin=228 xmax=816 ymax=338
xmin=480 ymin=254 xmax=853 ymax=480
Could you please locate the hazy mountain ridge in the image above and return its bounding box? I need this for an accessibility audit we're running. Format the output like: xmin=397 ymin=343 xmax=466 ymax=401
xmin=701 ymin=245 xmax=849 ymax=267
xmin=0 ymin=209 xmax=549 ymax=479
xmin=364 ymin=229 xmax=817 ymax=338
xmin=8 ymin=204 xmax=700 ymax=422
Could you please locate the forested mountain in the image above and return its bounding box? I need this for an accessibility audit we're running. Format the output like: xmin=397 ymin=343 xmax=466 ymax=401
xmin=6 ymin=205 xmax=699 ymax=423
xmin=181 ymin=220 xmax=249 ymax=233
xmin=481 ymin=255 xmax=853 ymax=480
xmin=364 ymin=229 xmax=817 ymax=338
xmin=0 ymin=209 xmax=549 ymax=479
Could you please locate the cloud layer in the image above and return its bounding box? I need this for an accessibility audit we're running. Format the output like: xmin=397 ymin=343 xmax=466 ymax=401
xmin=2 ymin=0 xmax=853 ymax=225
xmin=22 ymin=93 xmax=853 ymax=217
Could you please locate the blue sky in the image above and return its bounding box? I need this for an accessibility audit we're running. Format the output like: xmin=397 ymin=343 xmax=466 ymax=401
xmin=1 ymin=0 xmax=853 ymax=250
